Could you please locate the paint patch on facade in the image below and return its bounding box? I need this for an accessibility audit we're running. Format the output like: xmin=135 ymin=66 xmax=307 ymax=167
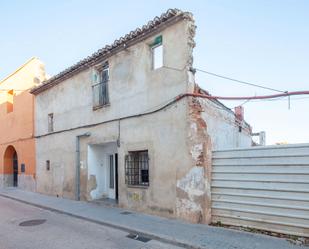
xmin=190 ymin=144 xmax=203 ymax=162
xmin=87 ymin=174 xmax=97 ymax=199
xmin=176 ymin=166 xmax=206 ymax=223
xmin=177 ymin=166 xmax=205 ymax=197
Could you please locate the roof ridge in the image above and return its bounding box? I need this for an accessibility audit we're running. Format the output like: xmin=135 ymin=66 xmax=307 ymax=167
xmin=31 ymin=8 xmax=193 ymax=94
xmin=0 ymin=57 xmax=39 ymax=85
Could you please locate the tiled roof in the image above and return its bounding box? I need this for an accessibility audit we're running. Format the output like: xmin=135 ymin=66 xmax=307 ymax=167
xmin=31 ymin=8 xmax=192 ymax=94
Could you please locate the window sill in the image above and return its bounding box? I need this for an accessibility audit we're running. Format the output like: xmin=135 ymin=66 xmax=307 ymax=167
xmin=126 ymin=185 xmax=149 ymax=189
xmin=93 ymin=103 xmax=110 ymax=111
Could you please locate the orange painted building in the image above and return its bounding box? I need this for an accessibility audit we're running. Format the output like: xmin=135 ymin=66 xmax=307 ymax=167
xmin=0 ymin=58 xmax=46 ymax=190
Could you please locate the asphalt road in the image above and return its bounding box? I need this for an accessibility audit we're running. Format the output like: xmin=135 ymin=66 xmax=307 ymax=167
xmin=0 ymin=196 xmax=182 ymax=249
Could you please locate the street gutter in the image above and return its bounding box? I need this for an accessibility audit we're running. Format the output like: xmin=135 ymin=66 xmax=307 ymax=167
xmin=0 ymin=193 xmax=204 ymax=249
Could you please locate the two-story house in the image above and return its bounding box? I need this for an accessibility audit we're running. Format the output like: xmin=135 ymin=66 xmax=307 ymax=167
xmin=30 ymin=9 xmax=252 ymax=223
xmin=0 ymin=57 xmax=46 ymax=191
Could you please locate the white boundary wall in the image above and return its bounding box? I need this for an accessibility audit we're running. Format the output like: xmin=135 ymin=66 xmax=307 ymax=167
xmin=211 ymin=143 xmax=309 ymax=237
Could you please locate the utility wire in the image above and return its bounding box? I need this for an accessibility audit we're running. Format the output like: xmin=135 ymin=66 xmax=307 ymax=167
xmin=163 ymin=65 xmax=287 ymax=93
xmin=195 ymin=68 xmax=287 ymax=93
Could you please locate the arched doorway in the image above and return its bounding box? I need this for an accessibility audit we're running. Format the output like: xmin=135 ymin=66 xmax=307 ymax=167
xmin=3 ymin=146 xmax=18 ymax=187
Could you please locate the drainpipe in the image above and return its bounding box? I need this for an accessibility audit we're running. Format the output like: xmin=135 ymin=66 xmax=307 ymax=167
xmin=75 ymin=132 xmax=91 ymax=201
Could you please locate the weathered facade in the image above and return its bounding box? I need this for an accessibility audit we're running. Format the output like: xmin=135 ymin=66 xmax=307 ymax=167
xmin=31 ymin=9 xmax=251 ymax=223
xmin=0 ymin=57 xmax=46 ymax=191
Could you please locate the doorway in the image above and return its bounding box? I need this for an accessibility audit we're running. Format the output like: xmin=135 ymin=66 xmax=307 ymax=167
xmin=107 ymin=153 xmax=119 ymax=200
xmin=88 ymin=143 xmax=118 ymax=201
xmin=3 ymin=145 xmax=18 ymax=187
xmin=13 ymin=152 xmax=18 ymax=187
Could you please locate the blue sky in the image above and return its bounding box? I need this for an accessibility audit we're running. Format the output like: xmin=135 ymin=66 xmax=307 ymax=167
xmin=1 ymin=0 xmax=309 ymax=144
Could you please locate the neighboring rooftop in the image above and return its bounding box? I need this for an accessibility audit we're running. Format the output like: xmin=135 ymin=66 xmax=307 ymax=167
xmin=30 ymin=8 xmax=193 ymax=95
xmin=0 ymin=57 xmax=38 ymax=85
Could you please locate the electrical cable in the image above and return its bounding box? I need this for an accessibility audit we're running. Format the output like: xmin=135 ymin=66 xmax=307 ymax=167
xmin=195 ymin=68 xmax=286 ymax=93
xmin=36 ymin=91 xmax=309 ymax=138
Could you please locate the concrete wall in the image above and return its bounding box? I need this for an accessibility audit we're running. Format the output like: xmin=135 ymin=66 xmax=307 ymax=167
xmin=35 ymin=18 xmax=197 ymax=220
xmin=34 ymin=14 xmax=252 ymax=223
xmin=0 ymin=139 xmax=36 ymax=191
xmin=0 ymin=58 xmax=46 ymax=191
xmin=199 ymin=98 xmax=252 ymax=150
xmin=35 ymin=20 xmax=194 ymax=136
xmin=36 ymin=99 xmax=189 ymax=218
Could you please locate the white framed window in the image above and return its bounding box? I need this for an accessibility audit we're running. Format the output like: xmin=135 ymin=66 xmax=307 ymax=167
xmin=151 ymin=35 xmax=163 ymax=70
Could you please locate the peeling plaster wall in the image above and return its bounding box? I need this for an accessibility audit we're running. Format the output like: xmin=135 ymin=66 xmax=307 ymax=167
xmin=34 ymin=13 xmax=252 ymax=224
xmin=36 ymin=100 xmax=189 ymax=218
xmin=198 ymin=98 xmax=252 ymax=150
xmin=35 ymin=20 xmax=194 ymax=137
xmin=175 ymin=97 xmax=212 ymax=224
xmin=176 ymin=96 xmax=252 ymax=224
xmin=35 ymin=17 xmax=196 ymax=220
xmin=0 ymin=174 xmax=13 ymax=188
xmin=18 ymin=174 xmax=36 ymax=192
xmin=176 ymin=166 xmax=206 ymax=222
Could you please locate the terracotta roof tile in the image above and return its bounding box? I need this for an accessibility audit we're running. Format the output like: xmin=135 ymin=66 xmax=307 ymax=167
xmin=31 ymin=9 xmax=192 ymax=94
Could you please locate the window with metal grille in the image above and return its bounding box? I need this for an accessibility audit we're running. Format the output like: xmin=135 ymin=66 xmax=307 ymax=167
xmin=92 ymin=63 xmax=109 ymax=109
xmin=125 ymin=151 xmax=149 ymax=186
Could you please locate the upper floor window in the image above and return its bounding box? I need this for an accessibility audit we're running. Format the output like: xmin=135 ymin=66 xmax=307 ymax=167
xmin=151 ymin=35 xmax=163 ymax=70
xmin=48 ymin=113 xmax=54 ymax=133
xmin=7 ymin=90 xmax=14 ymax=113
xmin=92 ymin=63 xmax=109 ymax=109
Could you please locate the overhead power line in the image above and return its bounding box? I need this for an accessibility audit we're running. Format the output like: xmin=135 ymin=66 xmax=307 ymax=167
xmin=178 ymin=91 xmax=309 ymax=101
xmin=163 ymin=65 xmax=287 ymax=93
xmin=195 ymin=68 xmax=286 ymax=93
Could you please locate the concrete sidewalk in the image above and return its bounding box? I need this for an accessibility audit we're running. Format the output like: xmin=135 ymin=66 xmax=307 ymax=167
xmin=0 ymin=188 xmax=304 ymax=249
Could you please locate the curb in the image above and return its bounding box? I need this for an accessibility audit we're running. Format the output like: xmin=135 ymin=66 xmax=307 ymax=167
xmin=0 ymin=193 xmax=205 ymax=249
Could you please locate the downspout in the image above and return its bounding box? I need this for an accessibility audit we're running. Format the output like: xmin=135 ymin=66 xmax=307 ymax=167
xmin=75 ymin=132 xmax=91 ymax=201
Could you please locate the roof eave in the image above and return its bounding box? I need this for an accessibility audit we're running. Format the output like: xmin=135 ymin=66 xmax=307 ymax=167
xmin=30 ymin=9 xmax=192 ymax=95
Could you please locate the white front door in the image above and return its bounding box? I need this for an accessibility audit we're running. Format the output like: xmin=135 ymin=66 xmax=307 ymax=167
xmin=107 ymin=154 xmax=116 ymax=199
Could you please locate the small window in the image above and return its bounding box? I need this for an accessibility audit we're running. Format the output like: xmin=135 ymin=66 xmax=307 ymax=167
xmin=151 ymin=35 xmax=163 ymax=70
xmin=48 ymin=113 xmax=54 ymax=132
xmin=7 ymin=90 xmax=14 ymax=113
xmin=92 ymin=63 xmax=109 ymax=109
xmin=21 ymin=163 xmax=25 ymax=173
xmin=125 ymin=150 xmax=149 ymax=186
xmin=46 ymin=160 xmax=50 ymax=171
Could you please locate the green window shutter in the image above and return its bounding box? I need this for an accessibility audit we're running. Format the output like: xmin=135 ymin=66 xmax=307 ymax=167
xmin=150 ymin=35 xmax=162 ymax=47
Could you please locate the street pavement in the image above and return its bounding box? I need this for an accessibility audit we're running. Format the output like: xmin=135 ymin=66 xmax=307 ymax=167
xmin=0 ymin=196 xmax=181 ymax=249
xmin=0 ymin=188 xmax=306 ymax=249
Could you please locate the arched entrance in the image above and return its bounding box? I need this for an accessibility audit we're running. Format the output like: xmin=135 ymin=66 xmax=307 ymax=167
xmin=3 ymin=145 xmax=18 ymax=187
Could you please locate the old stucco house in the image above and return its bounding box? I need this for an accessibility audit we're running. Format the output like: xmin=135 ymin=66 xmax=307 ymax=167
xmin=0 ymin=57 xmax=46 ymax=191
xmin=30 ymin=9 xmax=251 ymax=223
